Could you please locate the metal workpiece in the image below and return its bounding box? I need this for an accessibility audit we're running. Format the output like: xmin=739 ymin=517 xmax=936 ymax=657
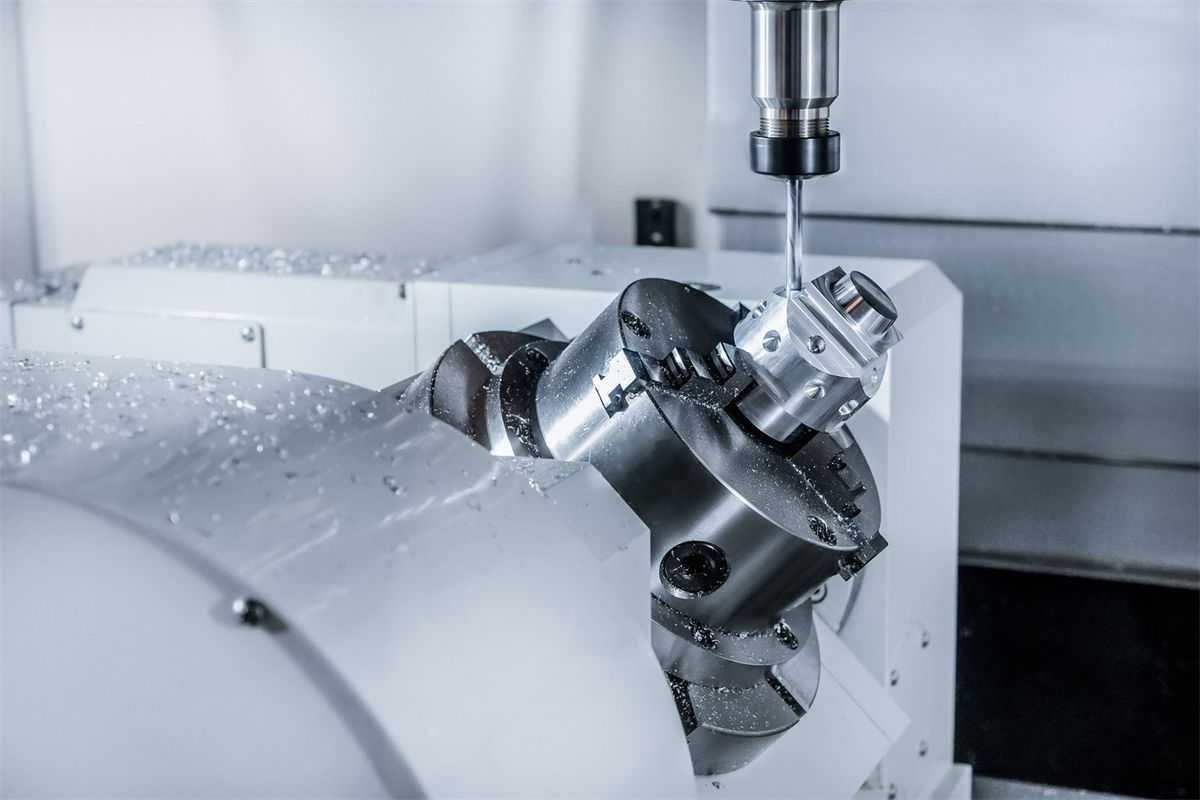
xmin=404 ymin=277 xmax=891 ymax=775
xmin=741 ymin=0 xmax=844 ymax=178
xmin=666 ymin=612 xmax=822 ymax=775
xmin=396 ymin=330 xmax=566 ymax=456
xmin=734 ymin=266 xmax=901 ymax=442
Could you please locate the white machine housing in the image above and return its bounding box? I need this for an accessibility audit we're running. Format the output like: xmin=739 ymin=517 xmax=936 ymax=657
xmin=2 ymin=242 xmax=967 ymax=799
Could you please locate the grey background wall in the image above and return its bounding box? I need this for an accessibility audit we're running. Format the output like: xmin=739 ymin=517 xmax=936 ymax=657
xmin=2 ymin=0 xmax=707 ymax=273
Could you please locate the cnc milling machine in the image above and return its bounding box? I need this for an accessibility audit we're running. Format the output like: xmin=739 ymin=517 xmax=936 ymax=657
xmin=0 ymin=3 xmax=969 ymax=797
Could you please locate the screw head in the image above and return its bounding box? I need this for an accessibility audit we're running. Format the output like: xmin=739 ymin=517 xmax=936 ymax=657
xmin=762 ymin=329 xmax=781 ymax=352
xmin=807 ymin=335 xmax=825 ymax=354
xmin=803 ymin=381 xmax=826 ymax=399
xmin=888 ymin=669 xmax=900 ymax=686
xmin=918 ymin=740 xmax=929 ymax=757
xmin=240 ymin=326 xmax=256 ymax=343
xmin=232 ymin=596 xmax=269 ymax=627
xmin=887 ymin=783 xmax=898 ymax=800
xmin=70 ymin=315 xmax=84 ymax=330
xmin=921 ymin=630 xmax=931 ymax=648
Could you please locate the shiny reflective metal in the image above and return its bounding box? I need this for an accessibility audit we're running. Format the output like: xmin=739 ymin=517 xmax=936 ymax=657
xmin=405 ymin=277 xmax=895 ymax=774
xmin=740 ymin=0 xmax=844 ymax=295
xmin=748 ymin=0 xmax=841 ymax=137
xmin=735 ymin=267 xmax=900 ymax=442
xmin=786 ymin=178 xmax=805 ymax=291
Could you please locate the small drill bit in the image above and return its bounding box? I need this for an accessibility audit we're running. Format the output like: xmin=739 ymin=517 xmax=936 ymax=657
xmin=785 ymin=178 xmax=804 ymax=294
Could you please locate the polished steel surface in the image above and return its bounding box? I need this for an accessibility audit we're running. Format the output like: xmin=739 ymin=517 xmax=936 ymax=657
xmin=749 ymin=0 xmax=841 ymax=137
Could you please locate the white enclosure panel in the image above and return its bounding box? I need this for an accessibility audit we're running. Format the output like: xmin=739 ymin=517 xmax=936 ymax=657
xmin=436 ymin=241 xmax=931 ymax=305
xmin=1 ymin=355 xmax=698 ymax=798
xmin=24 ymin=263 xmax=419 ymax=390
xmin=450 ymin=284 xmax=613 ymax=342
xmin=1 ymin=488 xmax=394 ymax=799
xmin=708 ymin=0 xmax=1200 ymax=229
xmin=13 ymin=306 xmax=264 ymax=367
xmin=19 ymin=1 xmax=707 ymax=270
xmin=838 ymin=263 xmax=964 ymax=800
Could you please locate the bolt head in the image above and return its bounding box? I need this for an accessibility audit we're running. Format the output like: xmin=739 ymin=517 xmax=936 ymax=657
xmin=807 ymin=335 xmax=825 ymax=354
xmin=240 ymin=326 xmax=256 ymax=343
xmin=232 ymin=596 xmax=269 ymax=627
